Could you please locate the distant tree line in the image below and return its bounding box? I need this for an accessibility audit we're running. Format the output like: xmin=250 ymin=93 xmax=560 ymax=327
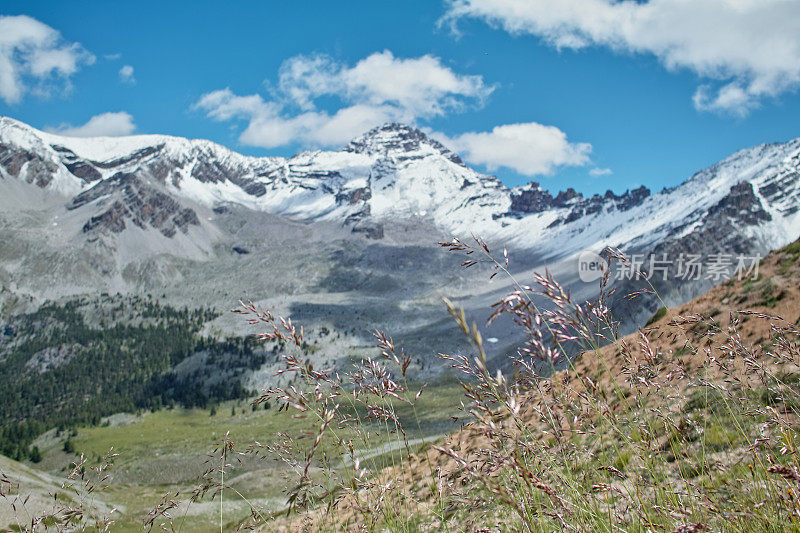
xmin=0 ymin=296 xmax=262 ymax=461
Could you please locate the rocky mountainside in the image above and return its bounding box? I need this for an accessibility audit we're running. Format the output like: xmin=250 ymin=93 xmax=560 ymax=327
xmin=0 ymin=116 xmax=798 ymax=369
xmin=2 ymin=117 xmax=797 ymax=256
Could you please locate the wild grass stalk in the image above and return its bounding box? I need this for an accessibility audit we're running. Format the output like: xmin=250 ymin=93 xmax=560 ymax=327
xmin=242 ymin=237 xmax=800 ymax=531
xmin=3 ymin=236 xmax=798 ymax=532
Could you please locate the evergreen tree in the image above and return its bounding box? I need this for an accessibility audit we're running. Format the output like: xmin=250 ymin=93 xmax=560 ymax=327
xmin=29 ymin=445 xmax=42 ymax=463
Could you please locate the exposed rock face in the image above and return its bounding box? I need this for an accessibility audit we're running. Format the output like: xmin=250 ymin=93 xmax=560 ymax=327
xmin=553 ymin=188 xmax=580 ymax=206
xmin=543 ymin=186 xmax=652 ymax=226
xmin=758 ymin=149 xmax=800 ymax=217
xmin=25 ymin=344 xmax=81 ymax=373
xmin=82 ymin=200 xmax=129 ymax=234
xmin=92 ymin=145 xmax=164 ymax=169
xmin=50 ymin=145 xmax=103 ymax=183
xmin=652 ymin=181 xmax=772 ymax=267
xmin=508 ymin=183 xmax=651 ymax=222
xmin=707 ymin=181 xmax=771 ymax=225
xmin=615 ymin=186 xmax=651 ymax=211
xmin=64 ymin=161 xmax=102 ymax=182
xmin=190 ymin=157 xmax=230 ymax=184
xmin=243 ymin=182 xmax=267 ymax=197
xmin=347 ymin=123 xmax=465 ymax=166
xmin=510 ymin=182 xmax=553 ymax=213
xmin=71 ymin=172 xmax=200 ymax=237
xmin=0 ymin=144 xmax=60 ymax=187
xmin=336 ymin=186 xmax=371 ymax=205
xmin=609 ymin=180 xmax=778 ymax=327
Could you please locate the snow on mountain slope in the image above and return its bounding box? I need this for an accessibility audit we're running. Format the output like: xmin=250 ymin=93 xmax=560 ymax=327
xmin=1 ymin=116 xmax=799 ymax=266
xmin=498 ymin=139 xmax=800 ymax=260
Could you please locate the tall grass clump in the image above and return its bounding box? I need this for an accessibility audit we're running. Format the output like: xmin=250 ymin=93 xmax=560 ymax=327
xmin=1 ymin=450 xmax=118 ymax=532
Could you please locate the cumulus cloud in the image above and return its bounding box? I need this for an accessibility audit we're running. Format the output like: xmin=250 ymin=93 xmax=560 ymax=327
xmin=118 ymin=64 xmax=135 ymax=84
xmin=438 ymin=122 xmax=592 ymax=176
xmin=196 ymin=51 xmax=592 ymax=176
xmin=194 ymin=50 xmax=493 ymax=149
xmin=0 ymin=15 xmax=94 ymax=104
xmin=589 ymin=167 xmax=613 ymax=177
xmin=46 ymin=111 xmax=136 ymax=137
xmin=443 ymin=0 xmax=800 ymax=116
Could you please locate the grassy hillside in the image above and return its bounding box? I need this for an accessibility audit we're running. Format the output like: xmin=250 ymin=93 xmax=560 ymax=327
xmin=263 ymin=237 xmax=800 ymax=531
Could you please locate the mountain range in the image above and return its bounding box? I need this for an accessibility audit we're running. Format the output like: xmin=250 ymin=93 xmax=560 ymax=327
xmin=1 ymin=116 xmax=799 ymax=372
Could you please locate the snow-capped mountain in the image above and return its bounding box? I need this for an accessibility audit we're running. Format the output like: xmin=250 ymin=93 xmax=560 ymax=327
xmin=1 ymin=115 xmax=799 ymax=367
xmin=0 ymin=118 xmax=508 ymax=242
xmin=2 ymin=117 xmax=797 ymax=263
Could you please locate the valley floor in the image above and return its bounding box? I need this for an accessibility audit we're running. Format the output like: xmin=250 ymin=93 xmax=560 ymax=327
xmin=1 ymin=384 xmax=464 ymax=532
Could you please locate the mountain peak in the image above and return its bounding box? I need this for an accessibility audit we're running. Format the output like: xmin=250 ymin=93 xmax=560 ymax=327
xmin=346 ymin=123 xmax=464 ymax=166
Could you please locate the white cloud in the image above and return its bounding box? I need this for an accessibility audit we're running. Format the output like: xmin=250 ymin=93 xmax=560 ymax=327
xmin=196 ymin=88 xmax=403 ymax=149
xmin=194 ymin=50 xmax=493 ymax=149
xmin=118 ymin=64 xmax=135 ymax=84
xmin=195 ymin=51 xmax=591 ymax=175
xmin=438 ymin=122 xmax=592 ymax=176
xmin=443 ymin=0 xmax=800 ymax=116
xmin=589 ymin=167 xmax=613 ymax=177
xmin=46 ymin=111 xmax=136 ymax=137
xmin=0 ymin=15 xmax=94 ymax=104
xmin=277 ymin=51 xmax=492 ymax=117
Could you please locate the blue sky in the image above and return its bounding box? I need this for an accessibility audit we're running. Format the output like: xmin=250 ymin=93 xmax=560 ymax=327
xmin=1 ymin=0 xmax=799 ymax=196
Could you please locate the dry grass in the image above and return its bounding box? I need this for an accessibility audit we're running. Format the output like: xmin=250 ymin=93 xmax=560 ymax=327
xmin=261 ymin=237 xmax=800 ymax=532
xmin=2 ymin=237 xmax=800 ymax=532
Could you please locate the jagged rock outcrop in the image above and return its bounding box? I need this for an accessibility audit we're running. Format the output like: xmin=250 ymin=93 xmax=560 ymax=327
xmin=347 ymin=123 xmax=465 ymax=166
xmin=509 ymin=182 xmax=553 ymax=213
